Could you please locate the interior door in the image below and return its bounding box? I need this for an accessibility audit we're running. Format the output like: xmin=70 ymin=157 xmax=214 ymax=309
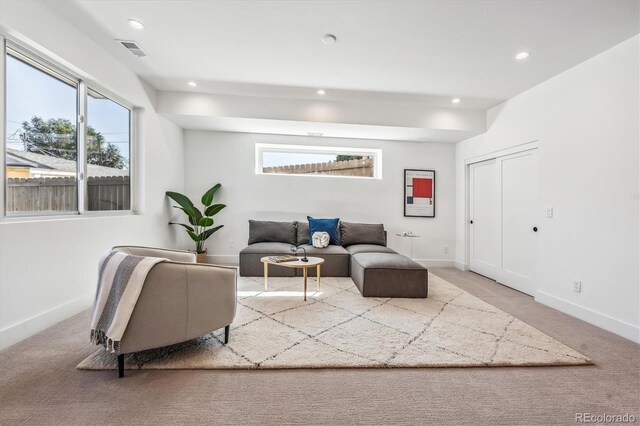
xmin=469 ymin=159 xmax=499 ymax=280
xmin=496 ymin=150 xmax=538 ymax=295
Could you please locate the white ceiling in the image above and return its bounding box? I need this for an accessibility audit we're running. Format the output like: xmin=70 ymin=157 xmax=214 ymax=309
xmin=44 ymin=0 xmax=639 ymax=141
xmin=47 ymin=0 xmax=639 ymax=106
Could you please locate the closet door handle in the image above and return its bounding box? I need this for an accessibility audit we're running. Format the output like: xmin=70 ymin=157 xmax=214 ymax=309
xmin=470 ymin=220 xmax=473 ymax=224
xmin=533 ymin=226 xmax=538 ymax=232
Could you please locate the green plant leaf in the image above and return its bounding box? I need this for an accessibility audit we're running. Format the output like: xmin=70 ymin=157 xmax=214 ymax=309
xmin=201 ymin=183 xmax=221 ymax=207
xmin=173 ymin=206 xmax=197 ymax=225
xmin=204 ymin=203 xmax=226 ymax=217
xmin=198 ymin=217 xmax=214 ymax=227
xmin=199 ymin=225 xmax=224 ymax=241
xmin=169 ymin=222 xmax=194 ymax=232
xmin=193 ymin=206 xmax=203 ymax=222
xmin=186 ymin=230 xmax=201 ymax=242
xmin=166 ymin=191 xmax=196 ymax=213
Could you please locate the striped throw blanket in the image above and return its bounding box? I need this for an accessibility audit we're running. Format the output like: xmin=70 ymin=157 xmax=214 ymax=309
xmin=90 ymin=250 xmax=167 ymax=353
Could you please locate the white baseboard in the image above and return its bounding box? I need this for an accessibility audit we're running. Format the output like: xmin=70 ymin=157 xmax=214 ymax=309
xmin=0 ymin=292 xmax=93 ymax=350
xmin=414 ymin=259 xmax=455 ymax=268
xmin=535 ymin=291 xmax=640 ymax=344
xmin=454 ymin=261 xmax=468 ymax=271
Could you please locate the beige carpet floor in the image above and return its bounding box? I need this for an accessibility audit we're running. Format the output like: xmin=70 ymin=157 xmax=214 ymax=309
xmin=1 ymin=268 xmax=637 ymax=425
xmin=78 ymin=273 xmax=589 ymax=370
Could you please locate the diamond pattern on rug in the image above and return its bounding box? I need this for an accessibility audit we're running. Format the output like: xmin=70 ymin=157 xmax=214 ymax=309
xmin=362 ymin=303 xmax=433 ymax=336
xmin=270 ymin=301 xmax=357 ymax=336
xmin=315 ymin=316 xmax=413 ymax=364
xmin=78 ymin=273 xmax=591 ymax=371
xmin=386 ymin=297 xmax=446 ymax=319
xmin=231 ymin=304 xmax=264 ymax=330
xmin=432 ymin=303 xmax=513 ymax=337
xmin=322 ymin=290 xmax=388 ymax=315
xmin=260 ymin=338 xmax=377 ymax=368
xmin=226 ymin=317 xmax=308 ymax=365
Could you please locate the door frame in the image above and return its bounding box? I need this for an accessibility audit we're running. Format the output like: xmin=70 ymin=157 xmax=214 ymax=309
xmin=463 ymin=140 xmax=539 ymax=278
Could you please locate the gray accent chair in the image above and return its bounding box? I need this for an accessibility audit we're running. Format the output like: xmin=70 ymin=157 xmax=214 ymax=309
xmin=111 ymin=246 xmax=237 ymax=377
xmin=238 ymin=221 xmax=428 ymax=298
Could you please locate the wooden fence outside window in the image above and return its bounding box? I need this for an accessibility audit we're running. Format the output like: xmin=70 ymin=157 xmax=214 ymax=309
xmin=6 ymin=176 xmax=130 ymax=212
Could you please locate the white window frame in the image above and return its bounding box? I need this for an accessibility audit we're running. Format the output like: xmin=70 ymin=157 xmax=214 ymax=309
xmin=255 ymin=143 xmax=382 ymax=179
xmin=0 ymin=36 xmax=137 ymax=219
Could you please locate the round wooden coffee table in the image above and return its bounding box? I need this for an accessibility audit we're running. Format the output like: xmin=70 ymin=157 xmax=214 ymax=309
xmin=260 ymin=256 xmax=325 ymax=301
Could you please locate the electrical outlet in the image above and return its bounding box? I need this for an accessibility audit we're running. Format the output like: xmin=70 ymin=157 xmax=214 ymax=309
xmin=546 ymin=207 xmax=554 ymax=218
xmin=573 ymin=280 xmax=582 ymax=293
xmin=443 ymin=246 xmax=449 ymax=254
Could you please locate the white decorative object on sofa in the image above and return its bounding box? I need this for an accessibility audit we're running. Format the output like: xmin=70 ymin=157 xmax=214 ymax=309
xmin=312 ymin=231 xmax=330 ymax=248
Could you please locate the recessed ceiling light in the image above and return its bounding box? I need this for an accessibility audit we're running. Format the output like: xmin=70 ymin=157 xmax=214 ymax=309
xmin=317 ymin=89 xmax=326 ymax=95
xmin=451 ymin=98 xmax=461 ymax=104
xmin=187 ymin=81 xmax=198 ymax=87
xmin=322 ymin=34 xmax=337 ymax=45
xmin=515 ymin=51 xmax=531 ymax=60
xmin=128 ymin=19 xmax=145 ymax=30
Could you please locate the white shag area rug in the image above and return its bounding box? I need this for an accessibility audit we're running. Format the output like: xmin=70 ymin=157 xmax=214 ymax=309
xmin=78 ymin=273 xmax=590 ymax=370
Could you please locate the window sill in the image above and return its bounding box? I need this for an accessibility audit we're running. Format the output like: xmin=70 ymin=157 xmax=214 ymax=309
xmin=1 ymin=210 xmax=139 ymax=224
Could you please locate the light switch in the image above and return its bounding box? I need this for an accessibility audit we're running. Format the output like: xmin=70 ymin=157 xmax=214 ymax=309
xmin=546 ymin=207 xmax=554 ymax=218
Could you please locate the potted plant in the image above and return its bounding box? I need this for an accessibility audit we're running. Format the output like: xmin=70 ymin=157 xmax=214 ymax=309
xmin=166 ymin=183 xmax=226 ymax=263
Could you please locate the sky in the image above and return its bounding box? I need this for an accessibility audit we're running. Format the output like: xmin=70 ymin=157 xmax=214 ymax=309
xmin=5 ymin=54 xmax=130 ymax=164
xmin=262 ymin=152 xmax=338 ymax=168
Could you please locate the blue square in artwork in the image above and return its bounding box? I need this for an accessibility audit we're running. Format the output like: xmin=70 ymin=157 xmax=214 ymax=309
xmin=407 ymin=196 xmax=414 ymax=204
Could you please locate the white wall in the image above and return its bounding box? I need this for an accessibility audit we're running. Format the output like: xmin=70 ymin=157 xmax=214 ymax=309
xmin=455 ymin=36 xmax=640 ymax=342
xmin=183 ymin=131 xmax=456 ymax=265
xmin=0 ymin=1 xmax=185 ymax=349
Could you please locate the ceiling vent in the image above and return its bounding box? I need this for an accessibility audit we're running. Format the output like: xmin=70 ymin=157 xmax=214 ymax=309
xmin=118 ymin=40 xmax=148 ymax=58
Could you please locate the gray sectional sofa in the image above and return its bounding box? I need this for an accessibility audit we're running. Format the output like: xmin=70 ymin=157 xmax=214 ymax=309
xmin=239 ymin=220 xmax=428 ymax=298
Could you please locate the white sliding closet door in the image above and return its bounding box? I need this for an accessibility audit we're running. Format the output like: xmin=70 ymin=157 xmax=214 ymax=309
xmin=469 ymin=159 xmax=500 ymax=280
xmin=497 ymin=150 xmax=538 ymax=295
xmin=468 ymin=149 xmax=538 ymax=295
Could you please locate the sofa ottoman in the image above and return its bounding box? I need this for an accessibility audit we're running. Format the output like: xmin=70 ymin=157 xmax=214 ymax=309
xmin=350 ymin=252 xmax=428 ymax=298
xmin=345 ymin=244 xmax=396 ymax=255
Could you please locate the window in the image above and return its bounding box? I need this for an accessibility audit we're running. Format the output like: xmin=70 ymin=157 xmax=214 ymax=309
xmin=86 ymin=89 xmax=131 ymax=211
xmin=256 ymin=143 xmax=382 ymax=179
xmin=3 ymin=43 xmax=134 ymax=217
xmin=5 ymin=51 xmax=79 ymax=213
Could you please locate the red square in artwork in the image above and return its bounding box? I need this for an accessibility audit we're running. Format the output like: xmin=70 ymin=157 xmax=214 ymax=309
xmin=413 ymin=178 xmax=433 ymax=198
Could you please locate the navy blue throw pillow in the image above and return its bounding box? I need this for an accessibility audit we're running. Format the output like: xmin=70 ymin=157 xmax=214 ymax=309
xmin=307 ymin=216 xmax=340 ymax=245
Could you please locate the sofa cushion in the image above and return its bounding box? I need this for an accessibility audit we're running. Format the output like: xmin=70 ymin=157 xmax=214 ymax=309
xmin=295 ymin=221 xmax=310 ymax=246
xmin=345 ymin=244 xmax=396 ymax=255
xmin=340 ymin=222 xmax=386 ymax=247
xmin=240 ymin=242 xmax=295 ymax=254
xmin=248 ymin=220 xmax=296 ymax=245
xmin=239 ymin=242 xmax=296 ymax=277
xmin=301 ymin=245 xmax=349 ymax=255
xmin=307 ymin=216 xmax=340 ymax=245
xmin=297 ymin=244 xmax=350 ymax=277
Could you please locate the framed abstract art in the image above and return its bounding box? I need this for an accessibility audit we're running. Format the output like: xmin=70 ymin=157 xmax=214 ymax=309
xmin=404 ymin=169 xmax=435 ymax=217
